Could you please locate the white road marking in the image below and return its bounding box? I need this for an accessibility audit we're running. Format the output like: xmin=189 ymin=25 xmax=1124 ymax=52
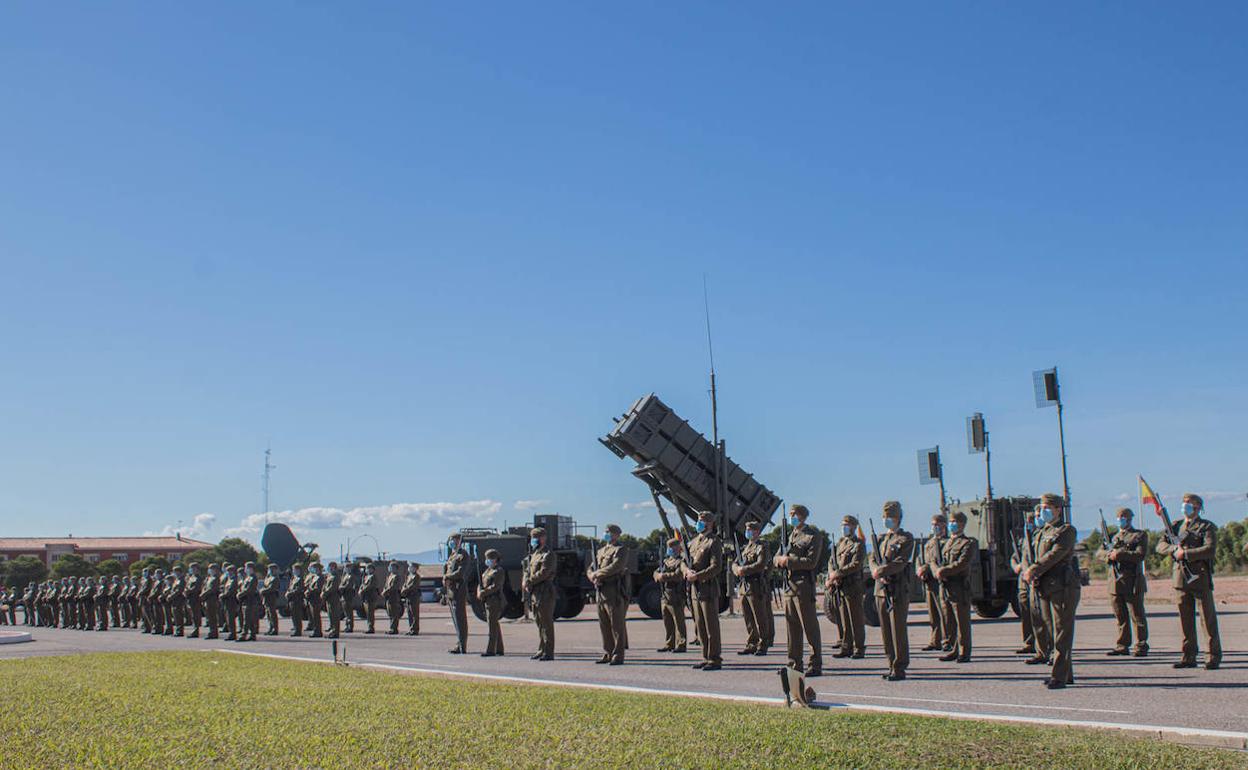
xmin=813 ymin=690 xmax=1130 ymax=715
xmin=211 ymin=648 xmax=1247 ymax=749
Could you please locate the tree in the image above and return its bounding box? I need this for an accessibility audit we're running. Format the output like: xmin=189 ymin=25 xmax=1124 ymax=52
xmin=180 ymin=548 xmax=223 ymax=568
xmin=95 ymin=559 xmax=127 ymax=577
xmin=216 ymin=538 xmax=259 ymax=568
xmin=3 ymin=556 xmax=47 ymax=591
xmin=50 ymin=553 xmax=98 ymax=580
xmin=129 ymin=555 xmax=171 ymax=577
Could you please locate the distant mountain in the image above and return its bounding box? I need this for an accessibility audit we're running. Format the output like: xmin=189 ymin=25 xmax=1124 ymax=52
xmin=387 ymin=549 xmax=442 ymax=565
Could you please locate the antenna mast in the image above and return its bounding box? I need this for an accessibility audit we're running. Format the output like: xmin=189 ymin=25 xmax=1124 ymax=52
xmin=704 ymin=275 xmax=735 ymax=614
xmin=262 ymin=443 xmax=276 ymax=514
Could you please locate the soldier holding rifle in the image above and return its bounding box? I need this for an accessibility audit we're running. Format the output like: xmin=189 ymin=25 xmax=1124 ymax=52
xmin=733 ymin=521 xmax=773 ymax=656
xmin=1155 ymin=492 xmax=1221 ymax=670
xmin=774 ymin=504 xmax=823 ymax=676
xmin=827 ymin=515 xmax=866 ymax=659
xmin=1022 ymin=493 xmax=1079 ymax=689
xmin=653 ymin=537 xmax=688 ymax=653
xmin=1099 ymin=507 xmax=1149 ymax=657
xmin=871 ymin=501 xmax=914 ymax=681
xmin=684 ymin=511 xmax=724 ymax=671
xmin=917 ymin=513 xmax=953 ymax=653
xmin=523 ymin=527 xmax=556 ymax=661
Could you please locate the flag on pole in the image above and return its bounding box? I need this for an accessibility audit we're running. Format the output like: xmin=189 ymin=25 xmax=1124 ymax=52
xmin=1139 ymin=475 xmax=1164 ymax=514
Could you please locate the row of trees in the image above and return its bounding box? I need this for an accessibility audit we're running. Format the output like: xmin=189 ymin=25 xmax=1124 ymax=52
xmin=1081 ymin=516 xmax=1248 ymax=579
xmin=0 ymin=538 xmax=266 ymax=591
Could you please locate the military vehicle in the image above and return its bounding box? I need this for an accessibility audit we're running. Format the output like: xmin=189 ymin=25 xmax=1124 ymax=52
xmin=601 ymin=393 xmax=782 ymax=611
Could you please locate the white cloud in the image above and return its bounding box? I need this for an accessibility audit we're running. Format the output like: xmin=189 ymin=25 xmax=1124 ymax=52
xmin=147 ymin=512 xmax=216 ymax=540
xmin=622 ymin=500 xmax=655 ymax=511
xmin=225 ymin=500 xmax=502 ymax=537
xmin=514 ymin=499 xmax=550 ymax=511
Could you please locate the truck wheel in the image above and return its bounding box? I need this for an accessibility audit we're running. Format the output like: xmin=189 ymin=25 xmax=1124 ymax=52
xmin=470 ymin=599 xmax=486 ymax=623
xmin=636 ymin=582 xmax=662 ymax=620
xmin=973 ymin=599 xmax=1010 ymax=619
xmin=503 ymin=598 xmax=524 ymax=620
xmin=555 ymin=592 xmax=585 ymax=620
xmin=863 ymin=597 xmax=880 ymax=628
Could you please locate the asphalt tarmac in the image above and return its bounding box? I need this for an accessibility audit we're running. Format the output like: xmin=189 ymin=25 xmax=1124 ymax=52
xmin=4 ymin=597 xmax=1245 ymax=748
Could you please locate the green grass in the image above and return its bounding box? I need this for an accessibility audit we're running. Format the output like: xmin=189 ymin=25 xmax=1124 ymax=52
xmin=0 ymin=652 xmax=1243 ymax=769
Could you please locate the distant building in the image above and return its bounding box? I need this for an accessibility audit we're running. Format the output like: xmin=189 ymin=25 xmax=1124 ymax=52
xmin=0 ymin=536 xmax=215 ymax=567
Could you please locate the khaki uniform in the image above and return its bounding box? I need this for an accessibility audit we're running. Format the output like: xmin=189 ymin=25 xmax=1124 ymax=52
xmin=201 ymin=573 xmax=221 ymax=639
xmin=401 ymin=570 xmax=421 ymax=635
xmin=590 ymin=542 xmax=630 ymax=663
xmin=383 ymin=572 xmax=403 ymax=634
xmin=168 ymin=574 xmax=187 ymax=635
xmin=737 ymin=539 xmax=774 ymax=653
xmin=781 ymin=526 xmax=824 ymax=673
xmin=873 ymin=529 xmax=915 ymax=677
xmin=478 ymin=564 xmax=505 ymax=656
xmin=1032 ymin=522 xmax=1079 ymax=684
xmin=1009 ymin=530 xmax=1037 ymax=654
xmin=526 ymin=548 xmax=557 ymax=658
xmin=1101 ymin=527 xmax=1149 ymax=653
xmin=185 ymin=573 xmax=203 ymax=637
xmin=149 ymin=578 xmax=167 ymax=634
xmin=653 ymin=554 xmax=687 ymax=651
xmin=340 ymin=572 xmax=358 ymax=633
xmin=322 ymin=571 xmax=343 ymax=638
xmin=359 ymin=572 xmax=380 ymax=633
xmin=939 ymin=533 xmax=979 ymax=660
xmin=93 ymin=581 xmax=109 ymax=630
xmin=687 ymin=531 xmax=723 ymax=666
xmin=285 ymin=573 xmax=305 ymax=636
xmin=220 ymin=573 xmax=240 ymax=639
xmin=303 ymin=572 xmax=325 ymax=637
xmin=829 ymin=536 xmax=867 ymax=657
xmin=261 ymin=573 xmax=281 ymax=635
xmin=443 ymin=548 xmax=469 ymax=652
xmin=237 ymin=572 xmax=261 ymax=640
xmin=919 ymin=535 xmax=954 ymax=649
xmin=1156 ymin=517 xmax=1221 ymax=665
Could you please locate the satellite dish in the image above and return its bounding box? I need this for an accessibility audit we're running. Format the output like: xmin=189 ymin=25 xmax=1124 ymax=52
xmin=260 ymin=523 xmax=301 ymax=570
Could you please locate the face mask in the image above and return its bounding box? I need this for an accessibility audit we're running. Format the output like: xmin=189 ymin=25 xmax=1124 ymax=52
xmin=1039 ymin=508 xmax=1054 ymax=525
xmin=884 ymin=518 xmax=899 ymax=532
xmin=842 ymin=525 xmax=854 ymax=537
xmin=667 ymin=548 xmax=678 ymax=558
xmin=1182 ymin=503 xmax=1196 ymax=518
xmin=947 ymin=523 xmax=958 ymax=536
xmin=531 ymin=538 xmax=540 ymax=549
xmin=788 ymin=515 xmax=800 ymax=527
xmin=1117 ymin=518 xmax=1130 ymax=530
xmin=485 ymin=559 xmax=496 ymax=568
xmin=932 ymin=525 xmax=944 ymax=537
xmin=746 ymin=530 xmax=758 ymax=541
xmin=604 ymin=534 xmax=613 ymax=544
xmin=246 ymin=568 xmax=255 ymax=576
xmin=695 ymin=521 xmax=707 ymax=533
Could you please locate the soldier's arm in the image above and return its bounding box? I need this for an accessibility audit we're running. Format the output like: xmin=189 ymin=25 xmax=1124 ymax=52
xmin=596 ymin=548 xmax=629 ymax=578
xmin=739 ymin=544 xmax=769 ymax=577
xmin=531 ymin=554 xmax=555 ymax=585
xmin=689 ymin=541 xmax=722 ymax=582
xmin=1155 ymin=536 xmax=1176 ymax=556
xmin=1183 ymin=525 xmax=1216 ymax=561
xmin=786 ymin=533 xmax=822 ymax=572
xmin=876 ymin=534 xmax=914 ymax=577
xmin=1032 ymin=528 xmax=1076 ymax=573
xmin=444 ymin=553 xmax=465 ymax=580
xmin=841 ymin=542 xmax=866 ymax=574
xmin=1115 ymin=534 xmax=1146 ymax=564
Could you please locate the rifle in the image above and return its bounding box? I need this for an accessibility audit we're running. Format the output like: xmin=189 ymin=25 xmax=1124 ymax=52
xmin=1157 ymin=505 xmax=1200 ymax=586
xmin=1098 ymin=509 xmax=1121 ymax=580
xmin=868 ymin=520 xmax=892 ymax=613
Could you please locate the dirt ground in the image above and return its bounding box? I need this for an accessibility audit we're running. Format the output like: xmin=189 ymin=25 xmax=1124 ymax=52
xmin=1081 ymin=573 xmax=1248 ymax=605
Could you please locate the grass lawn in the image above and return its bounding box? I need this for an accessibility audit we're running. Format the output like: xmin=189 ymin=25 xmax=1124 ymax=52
xmin=1 ymin=651 xmax=1243 ymax=769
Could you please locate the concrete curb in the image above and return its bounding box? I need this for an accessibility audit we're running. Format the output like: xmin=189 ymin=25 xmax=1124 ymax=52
xmin=0 ymin=631 xmax=33 ymax=645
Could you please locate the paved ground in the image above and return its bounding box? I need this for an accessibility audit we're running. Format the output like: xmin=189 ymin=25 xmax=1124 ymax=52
xmin=4 ymin=595 xmax=1245 ymax=746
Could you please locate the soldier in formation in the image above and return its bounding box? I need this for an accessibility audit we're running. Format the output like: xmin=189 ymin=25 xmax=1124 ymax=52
xmin=916 ymin=513 xmax=953 ymax=653
xmin=1022 ymin=493 xmax=1079 ymax=689
xmin=1010 ymin=508 xmax=1039 ymax=656
xmin=1100 ymin=507 xmax=1149 ymax=657
xmin=523 ymin=527 xmax=556 ymax=661
xmin=653 ymin=536 xmax=688 ymax=653
xmin=261 ymin=563 xmax=282 ymax=636
xmin=202 ymin=563 xmax=221 ymax=639
xmin=360 ymin=563 xmax=380 ymax=634
xmin=684 ymin=511 xmax=724 ymax=672
xmin=775 ymin=504 xmax=823 ymax=676
xmin=827 ymin=514 xmax=866 ymax=659
xmin=383 ymin=562 xmax=403 ymax=635
xmin=934 ymin=511 xmax=978 ymax=663
xmin=1156 ymin=493 xmax=1221 ymax=670
xmin=442 ymin=533 xmax=469 ymax=654
xmin=304 ymin=561 xmax=325 ymax=638
xmin=402 ymin=561 xmax=421 ymax=635
xmin=324 ymin=561 xmax=344 ymax=638
xmin=588 ymin=524 xmax=629 ymax=665
xmin=871 ymin=501 xmax=914 ymax=681
xmin=733 ymin=520 xmax=773 ymax=656
xmin=477 ymin=548 xmax=505 ymax=657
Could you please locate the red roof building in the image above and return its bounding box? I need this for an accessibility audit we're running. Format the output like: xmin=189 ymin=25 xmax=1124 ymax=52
xmin=0 ymin=536 xmax=215 ymax=567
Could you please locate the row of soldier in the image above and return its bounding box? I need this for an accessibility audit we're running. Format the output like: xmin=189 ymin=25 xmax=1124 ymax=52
xmin=14 ymin=559 xmax=426 ymax=642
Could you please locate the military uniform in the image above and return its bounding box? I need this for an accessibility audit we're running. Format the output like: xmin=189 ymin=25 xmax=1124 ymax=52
xmin=1101 ymin=517 xmax=1149 ymax=655
xmin=285 ymin=569 xmax=306 ymax=637
xmin=323 ymin=566 xmax=344 ymax=638
xmin=168 ymin=570 xmax=187 ymax=636
xmin=360 ymin=569 xmax=380 ymax=634
xmin=686 ymin=519 xmax=724 ymax=670
xmin=828 ymin=524 xmax=867 ymax=658
xmin=778 ymin=514 xmax=823 ymax=674
xmin=1009 ymin=524 xmax=1038 ymax=655
xmin=261 ymin=568 xmax=281 ymax=635
xmin=736 ymin=534 xmax=774 ymax=655
xmin=220 ymin=568 xmax=240 ymax=640
xmin=401 ymin=563 xmax=421 ymax=635
xmin=94 ymin=579 xmax=110 ymax=631
xmin=590 ymin=530 xmax=629 ymax=665
xmin=149 ymin=574 xmax=167 ymax=634
xmin=201 ymin=568 xmax=221 ymax=639
xmin=653 ymin=542 xmax=688 ymax=652
xmin=478 ymin=554 xmax=505 ymax=656
xmin=918 ymin=532 xmax=954 ymax=651
xmin=304 ymin=569 xmax=325 ymax=637
xmin=1030 ymin=498 xmax=1079 ymax=687
xmin=383 ymin=568 xmax=403 ymax=635
xmin=237 ymin=565 xmax=261 ymax=641
xmin=1156 ymin=503 xmax=1221 ymax=668
xmin=873 ymin=502 xmax=915 ymax=680
xmin=443 ymin=543 xmax=470 ymax=654
xmin=938 ymin=527 xmax=979 ymax=662
xmin=339 ymin=569 xmax=359 ymax=633
xmin=185 ymin=568 xmax=204 ymax=637
xmin=525 ymin=533 xmax=556 ymax=660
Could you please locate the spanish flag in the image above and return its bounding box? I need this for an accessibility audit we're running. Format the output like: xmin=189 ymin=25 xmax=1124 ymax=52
xmin=1139 ymin=475 xmax=1164 ymax=514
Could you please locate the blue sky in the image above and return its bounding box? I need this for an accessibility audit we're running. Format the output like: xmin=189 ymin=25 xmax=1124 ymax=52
xmin=2 ymin=4 xmax=1245 ymax=554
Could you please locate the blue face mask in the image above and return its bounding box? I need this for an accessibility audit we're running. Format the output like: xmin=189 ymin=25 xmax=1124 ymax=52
xmin=667 ymin=548 xmax=678 ymax=558
xmin=1038 ymin=508 xmax=1054 ymax=525
xmin=789 ymin=515 xmax=801 ymax=527
xmin=485 ymin=559 xmax=496 ymax=568
xmin=530 ymin=538 xmax=540 ymax=549
xmin=604 ymin=534 xmax=613 ymax=544
xmin=1182 ymin=503 xmax=1196 ymax=518
xmin=947 ymin=523 xmax=958 ymax=536
xmin=695 ymin=521 xmax=707 ymax=533
xmin=884 ymin=518 xmax=899 ymax=532
xmin=1117 ymin=518 xmax=1130 ymax=530
xmin=841 ymin=525 xmax=854 ymax=537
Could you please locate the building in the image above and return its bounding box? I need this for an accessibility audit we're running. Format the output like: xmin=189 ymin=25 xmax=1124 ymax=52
xmin=0 ymin=535 xmax=215 ymax=568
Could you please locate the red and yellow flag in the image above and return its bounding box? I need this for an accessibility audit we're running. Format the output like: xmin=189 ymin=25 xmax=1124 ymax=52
xmin=1139 ymin=475 xmax=1164 ymax=515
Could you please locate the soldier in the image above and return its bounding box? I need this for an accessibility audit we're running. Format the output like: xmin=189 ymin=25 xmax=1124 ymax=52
xmin=304 ymin=562 xmax=325 ymax=638
xmin=323 ymin=562 xmax=344 ymax=638
xmin=1155 ymin=493 xmax=1221 ymax=670
xmin=774 ymin=504 xmax=823 ymax=676
xmin=169 ymin=566 xmax=188 ymax=636
xmin=588 ymin=524 xmax=629 ymax=665
xmin=237 ymin=561 xmax=261 ymax=642
xmin=401 ymin=561 xmax=421 ymax=636
xmin=23 ymin=582 xmax=37 ymax=626
xmin=202 ymin=564 xmax=221 ymax=639
xmin=383 ymin=562 xmax=403 ymax=635
xmin=77 ymin=577 xmax=92 ymax=630
xmin=1022 ymin=493 xmax=1079 ymax=689
xmin=477 ymin=548 xmax=506 ymax=657
xmin=684 ymin=511 xmax=724 ymax=671
xmin=339 ymin=565 xmax=359 ymax=633
xmin=1009 ymin=509 xmax=1038 ymax=656
xmin=523 ymin=527 xmax=556 ymax=661
xmin=94 ymin=576 xmax=110 ymax=631
xmin=285 ymin=563 xmax=305 ymax=637
xmin=125 ymin=576 xmax=139 ymax=628
xmin=443 ymin=533 xmax=470 ymax=654
xmin=148 ymin=571 xmax=167 ymax=634
xmin=0 ymin=585 xmax=9 ymax=626
xmin=185 ymin=563 xmax=203 ymax=638
xmin=1021 ymin=506 xmax=1054 ymax=666
xmin=220 ymin=564 xmax=240 ymax=641
xmin=653 ymin=537 xmax=688 ymax=653
xmin=935 ymin=512 xmax=978 ymax=663
xmin=917 ymin=513 xmax=954 ymax=652
xmin=733 ymin=521 xmax=773 ymax=656
xmin=137 ymin=569 xmax=152 ymax=633
xmin=872 ymin=501 xmax=915 ymax=681
xmin=261 ymin=564 xmax=281 ymax=636
xmin=108 ymin=575 xmax=123 ymax=628
xmin=1100 ymin=507 xmax=1149 ymax=657
xmin=359 ymin=563 xmax=380 ymax=634
xmin=827 ymin=515 xmax=867 ymax=659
